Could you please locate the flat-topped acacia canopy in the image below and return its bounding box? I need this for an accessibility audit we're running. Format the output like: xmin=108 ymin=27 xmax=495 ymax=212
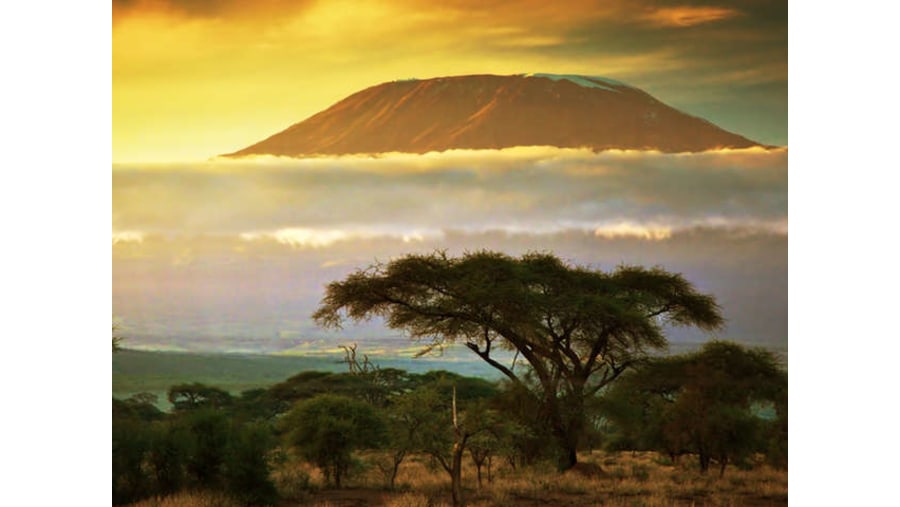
xmin=313 ymin=250 xmax=723 ymax=470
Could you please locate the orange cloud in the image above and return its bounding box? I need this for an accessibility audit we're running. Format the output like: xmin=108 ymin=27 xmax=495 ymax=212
xmin=113 ymin=0 xmax=782 ymax=162
xmin=640 ymin=6 xmax=741 ymax=27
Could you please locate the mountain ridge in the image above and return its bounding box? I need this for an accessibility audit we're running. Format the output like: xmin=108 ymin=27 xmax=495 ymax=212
xmin=225 ymin=73 xmax=765 ymax=158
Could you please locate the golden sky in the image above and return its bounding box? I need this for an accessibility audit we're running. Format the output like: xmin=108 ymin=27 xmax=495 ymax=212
xmin=113 ymin=0 xmax=787 ymax=162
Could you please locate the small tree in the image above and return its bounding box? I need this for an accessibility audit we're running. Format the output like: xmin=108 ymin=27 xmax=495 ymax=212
xmin=168 ymin=383 xmax=234 ymax=412
xmin=113 ymin=393 xmax=165 ymax=422
xmin=375 ymin=400 xmax=422 ymax=489
xmin=224 ymin=422 xmax=278 ymax=505
xmin=463 ymin=401 xmax=504 ymax=489
xmin=389 ymin=381 xmax=493 ymax=507
xmin=180 ymin=409 xmax=231 ymax=488
xmin=281 ymin=394 xmax=385 ymax=488
xmin=112 ymin=416 xmax=151 ymax=504
xmin=113 ymin=323 xmax=124 ymax=352
xmin=147 ymin=421 xmax=190 ymax=495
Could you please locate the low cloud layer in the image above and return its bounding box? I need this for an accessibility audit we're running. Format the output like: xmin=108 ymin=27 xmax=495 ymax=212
xmin=113 ymin=147 xmax=786 ymax=352
xmin=113 ymin=147 xmax=787 ymax=241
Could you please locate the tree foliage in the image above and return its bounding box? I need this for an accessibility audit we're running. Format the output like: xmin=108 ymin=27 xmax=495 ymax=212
xmin=313 ymin=250 xmax=723 ymax=470
xmin=223 ymin=422 xmax=278 ymax=505
xmin=113 ymin=323 xmax=124 ymax=352
xmin=601 ymin=341 xmax=787 ymax=475
xmin=168 ymin=383 xmax=234 ymax=412
xmin=281 ymin=394 xmax=386 ymax=488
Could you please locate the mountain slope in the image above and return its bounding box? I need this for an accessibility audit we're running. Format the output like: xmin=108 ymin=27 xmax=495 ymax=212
xmin=225 ymin=73 xmax=763 ymax=157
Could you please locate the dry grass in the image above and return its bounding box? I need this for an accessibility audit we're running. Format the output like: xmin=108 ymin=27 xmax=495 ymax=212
xmin=127 ymin=491 xmax=243 ymax=507
xmin=127 ymin=450 xmax=786 ymax=506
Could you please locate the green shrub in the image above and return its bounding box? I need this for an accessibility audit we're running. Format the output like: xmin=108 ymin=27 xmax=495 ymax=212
xmin=112 ymin=418 xmax=151 ymax=504
xmin=280 ymin=394 xmax=386 ymax=488
xmin=148 ymin=422 xmax=190 ymax=495
xmin=224 ymin=422 xmax=278 ymax=505
xmin=180 ymin=409 xmax=230 ymax=488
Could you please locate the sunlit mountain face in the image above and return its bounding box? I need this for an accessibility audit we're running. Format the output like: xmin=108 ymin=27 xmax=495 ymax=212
xmin=227 ymin=74 xmax=763 ymax=158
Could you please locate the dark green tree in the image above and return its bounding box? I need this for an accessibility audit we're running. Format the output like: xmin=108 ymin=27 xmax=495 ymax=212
xmin=168 ymin=383 xmax=234 ymax=412
xmin=224 ymin=422 xmax=278 ymax=505
xmin=113 ymin=393 xmax=165 ymax=422
xmin=281 ymin=394 xmax=385 ymax=488
xmin=602 ymin=341 xmax=787 ymax=475
xmin=313 ymin=251 xmax=723 ymax=470
xmin=113 ymin=323 xmax=124 ymax=352
xmin=373 ymin=387 xmax=437 ymax=490
xmin=147 ymin=421 xmax=190 ymax=495
xmin=112 ymin=417 xmax=151 ymax=504
xmin=180 ymin=409 xmax=231 ymax=487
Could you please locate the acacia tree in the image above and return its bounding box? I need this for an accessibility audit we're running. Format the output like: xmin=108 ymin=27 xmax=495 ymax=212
xmin=313 ymin=251 xmax=723 ymax=470
xmin=168 ymin=383 xmax=234 ymax=412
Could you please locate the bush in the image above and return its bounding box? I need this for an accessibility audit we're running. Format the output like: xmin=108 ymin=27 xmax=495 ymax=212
xmin=224 ymin=422 xmax=278 ymax=505
xmin=180 ymin=409 xmax=230 ymax=488
xmin=113 ymin=418 xmax=152 ymax=504
xmin=281 ymin=394 xmax=386 ymax=488
xmin=148 ymin=422 xmax=190 ymax=495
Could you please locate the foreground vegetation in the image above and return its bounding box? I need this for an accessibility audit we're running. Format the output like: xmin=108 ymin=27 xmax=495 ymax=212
xmin=126 ymin=450 xmax=787 ymax=506
xmin=114 ymin=341 xmax=786 ymax=506
xmin=114 ymin=252 xmax=786 ymax=505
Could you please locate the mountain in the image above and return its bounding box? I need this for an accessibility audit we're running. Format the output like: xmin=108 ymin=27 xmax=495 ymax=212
xmin=225 ymin=74 xmax=764 ymax=158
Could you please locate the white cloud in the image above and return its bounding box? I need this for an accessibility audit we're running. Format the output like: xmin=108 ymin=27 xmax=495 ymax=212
xmin=112 ymin=230 xmax=144 ymax=244
xmin=113 ymin=147 xmax=788 ymax=349
xmin=113 ymin=147 xmax=787 ymax=238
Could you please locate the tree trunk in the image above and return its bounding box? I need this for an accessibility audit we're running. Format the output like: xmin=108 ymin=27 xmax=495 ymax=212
xmin=451 ymin=441 xmax=465 ymax=507
xmin=549 ymin=388 xmax=586 ymax=472
xmin=718 ymin=456 xmax=728 ymax=478
xmin=390 ymin=460 xmax=400 ymax=489
xmin=698 ymin=453 xmax=710 ymax=474
xmin=450 ymin=386 xmax=467 ymax=507
xmin=556 ymin=444 xmax=578 ymax=472
xmin=487 ymin=455 xmax=493 ymax=484
xmin=552 ymin=420 xmax=581 ymax=472
xmin=470 ymin=451 xmax=488 ymax=489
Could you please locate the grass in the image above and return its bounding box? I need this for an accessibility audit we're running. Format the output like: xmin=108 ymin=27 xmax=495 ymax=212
xmin=123 ymin=452 xmax=788 ymax=507
xmin=127 ymin=491 xmax=243 ymax=507
xmin=127 ymin=450 xmax=786 ymax=506
xmin=408 ymin=450 xmax=783 ymax=506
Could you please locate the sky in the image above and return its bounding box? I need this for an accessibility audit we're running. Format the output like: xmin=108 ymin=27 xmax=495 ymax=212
xmin=112 ymin=0 xmax=787 ymax=162
xmin=112 ymin=0 xmax=788 ymax=354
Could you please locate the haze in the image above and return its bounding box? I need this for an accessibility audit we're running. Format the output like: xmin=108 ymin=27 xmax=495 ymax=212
xmin=113 ymin=147 xmax=786 ymax=353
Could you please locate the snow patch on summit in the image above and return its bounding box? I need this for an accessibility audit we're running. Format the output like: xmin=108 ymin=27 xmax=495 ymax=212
xmin=525 ymin=73 xmax=630 ymax=93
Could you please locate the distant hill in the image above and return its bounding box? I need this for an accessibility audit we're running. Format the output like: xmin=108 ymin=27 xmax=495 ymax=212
xmin=113 ymin=343 xmax=785 ymax=410
xmin=112 ymin=348 xmax=505 ymax=408
xmin=224 ymin=73 xmax=764 ymax=158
